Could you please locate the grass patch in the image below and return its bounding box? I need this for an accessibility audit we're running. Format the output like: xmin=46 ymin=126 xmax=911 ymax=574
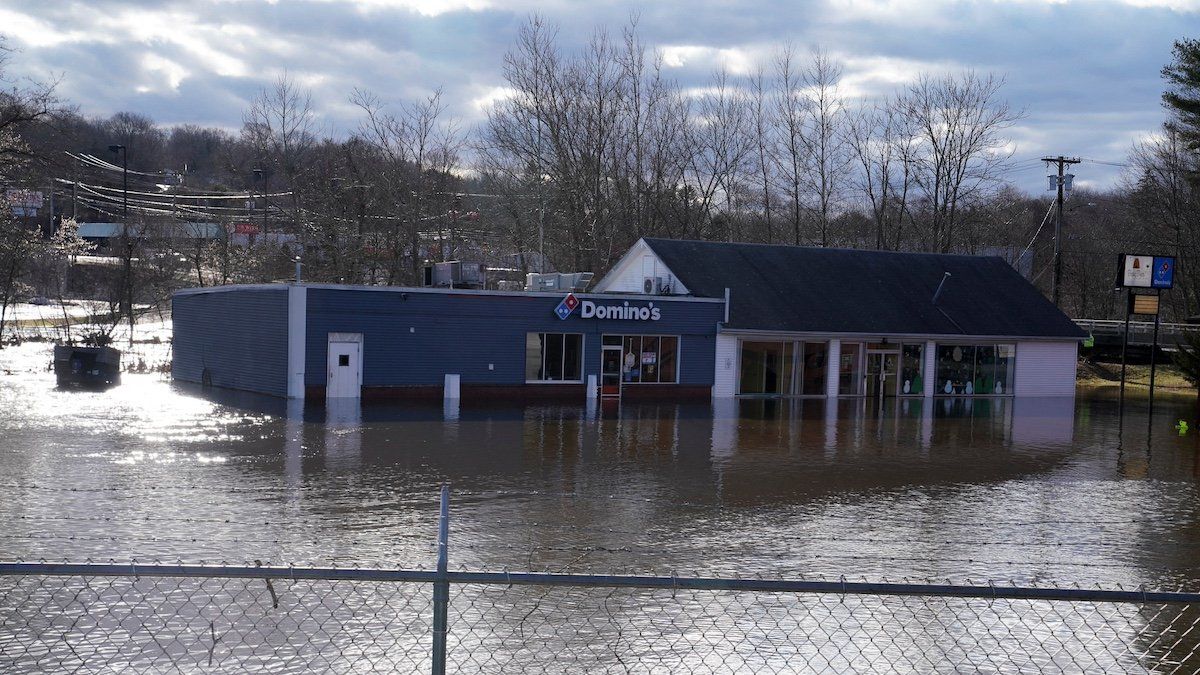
xmin=1078 ymin=360 xmax=1196 ymax=392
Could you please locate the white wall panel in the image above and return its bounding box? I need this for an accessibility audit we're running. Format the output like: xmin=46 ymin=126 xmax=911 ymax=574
xmin=1014 ymin=341 xmax=1079 ymax=397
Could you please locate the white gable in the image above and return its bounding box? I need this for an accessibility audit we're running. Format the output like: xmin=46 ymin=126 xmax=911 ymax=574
xmin=593 ymin=239 xmax=690 ymax=295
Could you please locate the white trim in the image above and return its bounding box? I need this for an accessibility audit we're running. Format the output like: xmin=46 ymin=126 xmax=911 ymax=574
xmin=592 ymin=238 xmax=692 ymax=296
xmin=286 ymin=285 xmax=306 ymax=400
xmin=178 ymin=281 xmax=723 ymax=304
xmin=717 ymin=327 xmax=1084 ymax=343
xmin=174 ymin=283 xmax=288 ymax=297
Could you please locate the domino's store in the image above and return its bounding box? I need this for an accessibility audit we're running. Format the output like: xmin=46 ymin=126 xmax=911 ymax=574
xmin=172 ymin=237 xmax=1086 ymax=403
xmin=172 ymin=283 xmax=724 ymax=401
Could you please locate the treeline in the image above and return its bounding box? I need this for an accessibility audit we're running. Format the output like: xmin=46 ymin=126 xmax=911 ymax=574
xmin=1 ymin=21 xmax=1198 ymax=328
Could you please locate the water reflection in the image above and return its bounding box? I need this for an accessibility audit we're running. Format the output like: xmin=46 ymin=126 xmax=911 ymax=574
xmin=3 ymin=366 xmax=1200 ymax=588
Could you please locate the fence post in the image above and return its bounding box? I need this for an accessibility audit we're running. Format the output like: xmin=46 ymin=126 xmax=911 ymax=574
xmin=432 ymin=483 xmax=450 ymax=675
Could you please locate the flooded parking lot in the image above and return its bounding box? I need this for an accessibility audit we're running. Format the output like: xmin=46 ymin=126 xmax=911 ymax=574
xmin=2 ymin=340 xmax=1200 ymax=589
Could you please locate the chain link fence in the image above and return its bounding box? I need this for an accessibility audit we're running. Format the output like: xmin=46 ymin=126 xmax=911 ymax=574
xmin=3 ymin=487 xmax=1200 ymax=673
xmin=2 ymin=564 xmax=1200 ymax=673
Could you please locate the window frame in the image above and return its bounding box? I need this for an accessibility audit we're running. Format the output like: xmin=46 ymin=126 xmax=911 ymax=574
xmin=604 ymin=334 xmax=682 ymax=385
xmin=933 ymin=342 xmax=1017 ymax=396
xmin=525 ymin=332 xmax=586 ymax=384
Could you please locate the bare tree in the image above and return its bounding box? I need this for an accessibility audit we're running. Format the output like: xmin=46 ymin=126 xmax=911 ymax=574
xmin=773 ymin=46 xmax=809 ymax=245
xmin=748 ymin=65 xmax=778 ymax=242
xmin=800 ymin=48 xmax=850 ymax=247
xmin=242 ymin=73 xmax=316 ymax=266
xmin=1127 ymin=128 xmax=1200 ymax=315
xmin=353 ymin=88 xmax=463 ymax=284
xmin=687 ymin=66 xmax=752 ymax=242
xmin=898 ymin=72 xmax=1021 ymax=252
xmin=846 ymin=98 xmax=914 ymax=249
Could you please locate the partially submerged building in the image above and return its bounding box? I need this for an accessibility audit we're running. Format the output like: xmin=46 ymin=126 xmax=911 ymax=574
xmin=172 ymin=238 xmax=1084 ymax=402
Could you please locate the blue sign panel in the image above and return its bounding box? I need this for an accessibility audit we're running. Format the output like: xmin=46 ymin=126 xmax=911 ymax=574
xmin=1152 ymin=256 xmax=1175 ymax=289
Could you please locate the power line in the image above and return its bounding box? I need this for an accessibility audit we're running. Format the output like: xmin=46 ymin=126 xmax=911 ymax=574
xmin=1015 ymin=199 xmax=1057 ymax=264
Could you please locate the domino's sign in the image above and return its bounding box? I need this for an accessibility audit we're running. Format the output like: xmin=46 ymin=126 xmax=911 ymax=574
xmin=555 ymin=293 xmax=661 ymax=321
xmin=1119 ymin=254 xmax=1175 ymax=289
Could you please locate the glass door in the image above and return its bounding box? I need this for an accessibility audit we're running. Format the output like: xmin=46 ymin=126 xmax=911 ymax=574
xmin=601 ymin=345 xmax=622 ymax=398
xmin=865 ymin=351 xmax=899 ymax=400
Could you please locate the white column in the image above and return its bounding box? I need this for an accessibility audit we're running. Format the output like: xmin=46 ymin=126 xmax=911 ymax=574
xmin=923 ymin=340 xmax=937 ymax=399
xmin=444 ymin=373 xmax=461 ymax=399
xmin=825 ymin=338 xmax=841 ymax=398
xmin=710 ymin=397 xmax=738 ymax=461
xmin=443 ymin=374 xmax=461 ymax=423
xmin=286 ymin=285 xmax=307 ymax=400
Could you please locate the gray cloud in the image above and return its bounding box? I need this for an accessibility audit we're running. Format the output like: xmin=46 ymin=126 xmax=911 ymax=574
xmin=0 ymin=0 xmax=1194 ymax=192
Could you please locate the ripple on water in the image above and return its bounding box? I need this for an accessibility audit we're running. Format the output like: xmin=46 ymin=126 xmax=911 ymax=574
xmin=1 ymin=340 xmax=1199 ymax=590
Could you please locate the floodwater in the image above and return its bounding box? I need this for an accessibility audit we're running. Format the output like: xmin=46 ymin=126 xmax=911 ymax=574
xmin=2 ymin=339 xmax=1200 ymax=591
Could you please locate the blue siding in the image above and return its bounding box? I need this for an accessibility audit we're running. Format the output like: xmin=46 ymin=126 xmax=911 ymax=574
xmin=172 ymin=288 xmax=289 ymax=396
xmin=304 ymin=289 xmax=722 ymax=389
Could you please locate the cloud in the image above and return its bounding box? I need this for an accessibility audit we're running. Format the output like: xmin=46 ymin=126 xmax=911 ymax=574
xmin=0 ymin=0 xmax=1188 ymax=192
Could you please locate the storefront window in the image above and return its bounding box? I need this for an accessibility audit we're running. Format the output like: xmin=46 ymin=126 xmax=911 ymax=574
xmin=900 ymin=343 xmax=924 ymax=395
xmin=801 ymin=342 xmax=827 ymax=396
xmin=659 ymin=337 xmax=678 ymax=384
xmin=935 ymin=343 xmax=1015 ymax=395
xmin=839 ymin=342 xmax=862 ymax=395
xmin=525 ymin=333 xmax=584 ymax=382
xmin=739 ymin=341 xmax=794 ymax=395
xmin=612 ymin=335 xmax=679 ymax=384
xmin=994 ymin=345 xmax=1015 ymax=394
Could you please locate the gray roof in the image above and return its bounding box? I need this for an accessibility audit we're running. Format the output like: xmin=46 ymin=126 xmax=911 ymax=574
xmin=643 ymin=238 xmax=1085 ymax=339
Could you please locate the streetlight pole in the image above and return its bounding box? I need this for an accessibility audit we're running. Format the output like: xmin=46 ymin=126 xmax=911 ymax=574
xmin=108 ymin=144 xmax=132 ymax=347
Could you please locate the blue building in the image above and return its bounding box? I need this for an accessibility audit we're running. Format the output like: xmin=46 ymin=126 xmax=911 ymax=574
xmin=172 ymin=238 xmax=1084 ymax=402
xmin=172 ymin=283 xmax=724 ymax=401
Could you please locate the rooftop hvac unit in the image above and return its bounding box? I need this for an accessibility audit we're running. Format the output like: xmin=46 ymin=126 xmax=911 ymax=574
xmin=430 ymin=261 xmax=487 ymax=288
xmin=525 ymin=272 xmax=594 ymax=292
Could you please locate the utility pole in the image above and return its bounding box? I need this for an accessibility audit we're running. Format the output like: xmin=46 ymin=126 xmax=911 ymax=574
xmin=109 ymin=144 xmax=131 ymax=347
xmin=1042 ymin=155 xmax=1080 ymax=307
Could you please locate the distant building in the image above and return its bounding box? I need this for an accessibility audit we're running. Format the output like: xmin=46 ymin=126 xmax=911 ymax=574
xmin=172 ymin=238 xmax=1084 ymax=402
xmin=78 ymin=222 xmax=224 ymax=246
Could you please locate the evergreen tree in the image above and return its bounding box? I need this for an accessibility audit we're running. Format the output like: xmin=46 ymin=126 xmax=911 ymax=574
xmin=1163 ymin=39 xmax=1200 ymax=152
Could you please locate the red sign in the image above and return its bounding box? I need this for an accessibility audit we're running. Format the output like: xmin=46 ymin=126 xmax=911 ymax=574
xmin=233 ymin=222 xmax=260 ymax=235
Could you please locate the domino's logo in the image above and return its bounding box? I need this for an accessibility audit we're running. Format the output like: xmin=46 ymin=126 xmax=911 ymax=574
xmin=554 ymin=293 xmax=580 ymax=320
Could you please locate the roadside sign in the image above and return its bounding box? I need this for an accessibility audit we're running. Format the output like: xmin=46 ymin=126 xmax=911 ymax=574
xmin=1119 ymin=254 xmax=1175 ymax=289
xmin=1152 ymin=257 xmax=1175 ymax=288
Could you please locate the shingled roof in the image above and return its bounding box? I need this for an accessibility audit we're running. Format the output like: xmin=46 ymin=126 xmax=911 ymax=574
xmin=642 ymin=238 xmax=1085 ymax=339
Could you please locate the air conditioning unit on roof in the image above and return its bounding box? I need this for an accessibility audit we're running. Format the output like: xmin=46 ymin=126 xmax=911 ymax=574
xmin=642 ymin=276 xmax=670 ymax=295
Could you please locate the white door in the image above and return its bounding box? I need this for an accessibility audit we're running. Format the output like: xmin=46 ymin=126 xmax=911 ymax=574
xmin=327 ymin=340 xmax=362 ymax=398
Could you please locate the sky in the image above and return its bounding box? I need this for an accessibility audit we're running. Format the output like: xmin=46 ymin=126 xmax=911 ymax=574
xmin=0 ymin=0 xmax=1197 ymax=194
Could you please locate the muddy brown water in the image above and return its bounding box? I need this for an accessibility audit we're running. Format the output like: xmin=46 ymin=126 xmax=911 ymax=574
xmin=2 ymin=341 xmax=1200 ymax=590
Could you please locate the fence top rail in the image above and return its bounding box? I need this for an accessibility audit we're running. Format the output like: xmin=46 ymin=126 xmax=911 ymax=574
xmin=2 ymin=562 xmax=1197 ymax=606
xmin=1076 ymin=318 xmax=1198 ymax=331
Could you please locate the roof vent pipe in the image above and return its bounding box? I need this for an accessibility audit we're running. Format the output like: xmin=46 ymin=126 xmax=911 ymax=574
xmin=932 ymin=272 xmax=951 ymax=305
xmin=724 ymin=287 xmax=731 ymax=324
